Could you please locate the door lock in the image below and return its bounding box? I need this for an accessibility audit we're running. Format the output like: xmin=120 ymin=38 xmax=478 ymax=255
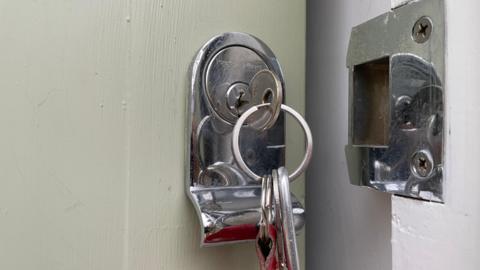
xmin=186 ymin=32 xmax=310 ymax=246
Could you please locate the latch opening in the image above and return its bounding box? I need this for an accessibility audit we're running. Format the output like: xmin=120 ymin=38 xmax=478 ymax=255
xmin=352 ymin=57 xmax=390 ymax=147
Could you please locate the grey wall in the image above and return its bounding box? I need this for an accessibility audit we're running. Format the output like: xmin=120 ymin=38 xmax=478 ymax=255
xmin=306 ymin=1 xmax=392 ymax=269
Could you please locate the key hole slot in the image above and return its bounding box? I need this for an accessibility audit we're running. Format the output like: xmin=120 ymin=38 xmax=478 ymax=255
xmin=262 ymin=88 xmax=274 ymax=104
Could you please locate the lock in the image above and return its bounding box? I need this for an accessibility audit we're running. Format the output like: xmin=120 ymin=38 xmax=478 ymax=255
xmin=186 ymin=32 xmax=305 ymax=246
xmin=204 ymin=45 xmax=283 ymax=130
xmin=345 ymin=0 xmax=445 ymax=202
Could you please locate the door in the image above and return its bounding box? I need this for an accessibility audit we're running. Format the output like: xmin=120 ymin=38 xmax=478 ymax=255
xmin=0 ymin=1 xmax=306 ymax=269
xmin=307 ymin=0 xmax=480 ymax=269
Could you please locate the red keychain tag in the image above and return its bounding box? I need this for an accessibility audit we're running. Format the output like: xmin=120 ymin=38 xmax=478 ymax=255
xmin=256 ymin=224 xmax=278 ymax=270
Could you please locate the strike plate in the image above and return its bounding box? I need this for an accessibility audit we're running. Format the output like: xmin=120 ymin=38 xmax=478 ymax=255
xmin=346 ymin=0 xmax=444 ymax=202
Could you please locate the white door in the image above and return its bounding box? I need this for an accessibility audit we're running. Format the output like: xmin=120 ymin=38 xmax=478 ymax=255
xmin=391 ymin=0 xmax=480 ymax=269
xmin=0 ymin=1 xmax=306 ymax=269
xmin=307 ymin=0 xmax=480 ymax=269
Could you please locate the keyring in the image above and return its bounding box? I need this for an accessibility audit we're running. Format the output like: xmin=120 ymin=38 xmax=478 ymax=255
xmin=258 ymin=175 xmax=273 ymax=241
xmin=232 ymin=104 xmax=313 ymax=181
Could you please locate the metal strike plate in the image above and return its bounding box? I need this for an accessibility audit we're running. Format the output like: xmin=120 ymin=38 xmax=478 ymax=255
xmin=186 ymin=32 xmax=305 ymax=246
xmin=346 ymin=0 xmax=444 ymax=202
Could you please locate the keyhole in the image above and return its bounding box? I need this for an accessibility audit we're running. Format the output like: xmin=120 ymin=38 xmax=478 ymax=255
xmin=418 ymin=157 xmax=427 ymax=170
xmin=236 ymin=90 xmax=249 ymax=108
xmin=262 ymin=89 xmax=273 ymax=104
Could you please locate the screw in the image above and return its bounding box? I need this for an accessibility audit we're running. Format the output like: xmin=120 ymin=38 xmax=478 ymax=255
xmin=225 ymin=82 xmax=251 ymax=116
xmin=412 ymin=16 xmax=432 ymax=44
xmin=411 ymin=150 xmax=434 ymax=178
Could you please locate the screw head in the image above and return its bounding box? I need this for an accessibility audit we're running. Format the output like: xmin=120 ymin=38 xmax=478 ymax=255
xmin=412 ymin=16 xmax=433 ymax=44
xmin=411 ymin=150 xmax=434 ymax=178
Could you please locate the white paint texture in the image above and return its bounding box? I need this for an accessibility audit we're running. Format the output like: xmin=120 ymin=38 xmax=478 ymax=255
xmin=392 ymin=0 xmax=480 ymax=269
xmin=306 ymin=0 xmax=392 ymax=269
xmin=0 ymin=1 xmax=305 ymax=269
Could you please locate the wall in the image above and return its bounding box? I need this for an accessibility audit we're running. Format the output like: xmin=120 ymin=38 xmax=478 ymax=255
xmin=391 ymin=0 xmax=480 ymax=269
xmin=306 ymin=0 xmax=392 ymax=269
xmin=0 ymin=1 xmax=306 ymax=269
xmin=124 ymin=1 xmax=306 ymax=269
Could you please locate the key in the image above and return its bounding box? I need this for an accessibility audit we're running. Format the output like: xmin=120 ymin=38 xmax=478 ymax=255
xmin=256 ymin=175 xmax=278 ymax=270
xmin=272 ymin=167 xmax=300 ymax=270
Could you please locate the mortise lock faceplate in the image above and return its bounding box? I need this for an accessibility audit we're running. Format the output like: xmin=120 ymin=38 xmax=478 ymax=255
xmin=346 ymin=0 xmax=445 ymax=202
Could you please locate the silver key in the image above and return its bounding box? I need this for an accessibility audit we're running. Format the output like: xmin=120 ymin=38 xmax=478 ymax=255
xmin=273 ymin=167 xmax=300 ymax=270
xmin=258 ymin=174 xmax=274 ymax=261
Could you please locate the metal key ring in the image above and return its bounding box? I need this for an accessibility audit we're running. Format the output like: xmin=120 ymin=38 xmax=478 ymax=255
xmin=273 ymin=167 xmax=300 ymax=270
xmin=259 ymin=175 xmax=273 ymax=241
xmin=232 ymin=103 xmax=313 ymax=181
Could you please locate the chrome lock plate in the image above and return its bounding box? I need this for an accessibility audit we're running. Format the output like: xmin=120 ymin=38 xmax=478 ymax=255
xmin=186 ymin=32 xmax=305 ymax=246
xmin=346 ymin=0 xmax=444 ymax=202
